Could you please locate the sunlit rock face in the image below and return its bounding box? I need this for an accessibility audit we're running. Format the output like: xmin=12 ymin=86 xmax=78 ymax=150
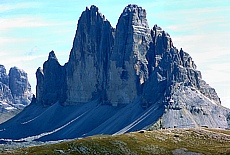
xmin=106 ymin=4 xmax=152 ymax=106
xmin=9 ymin=67 xmax=32 ymax=106
xmin=0 ymin=65 xmax=32 ymax=113
xmin=0 ymin=65 xmax=14 ymax=113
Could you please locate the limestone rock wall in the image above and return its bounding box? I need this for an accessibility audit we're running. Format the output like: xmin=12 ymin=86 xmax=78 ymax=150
xmin=65 ymin=5 xmax=114 ymax=104
xmin=0 ymin=65 xmax=32 ymax=112
xmin=0 ymin=65 xmax=13 ymax=107
xmin=35 ymin=4 xmax=222 ymax=109
xmin=9 ymin=67 xmax=32 ymax=105
xmin=36 ymin=51 xmax=66 ymax=105
xmin=106 ymin=4 xmax=152 ymax=106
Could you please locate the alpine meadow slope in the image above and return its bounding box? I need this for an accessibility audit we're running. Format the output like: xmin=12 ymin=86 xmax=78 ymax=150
xmin=7 ymin=128 xmax=230 ymax=155
xmin=0 ymin=4 xmax=229 ymax=143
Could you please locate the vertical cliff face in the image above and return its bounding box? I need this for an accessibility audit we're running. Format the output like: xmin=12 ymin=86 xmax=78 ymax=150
xmin=35 ymin=4 xmax=221 ymax=109
xmin=106 ymin=5 xmax=152 ymax=106
xmin=35 ymin=67 xmax=43 ymax=105
xmin=9 ymin=67 xmax=32 ymax=106
xmin=0 ymin=65 xmax=32 ymax=113
xmin=0 ymin=65 xmax=9 ymax=86
xmin=65 ymin=5 xmax=114 ymax=104
xmin=0 ymin=65 xmax=13 ymax=107
xmin=36 ymin=51 xmax=66 ymax=106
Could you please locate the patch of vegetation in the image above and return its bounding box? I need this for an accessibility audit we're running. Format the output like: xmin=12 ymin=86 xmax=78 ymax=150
xmin=202 ymin=128 xmax=230 ymax=135
xmin=3 ymin=128 xmax=230 ymax=155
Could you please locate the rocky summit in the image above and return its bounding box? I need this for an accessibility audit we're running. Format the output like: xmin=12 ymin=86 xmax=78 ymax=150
xmin=0 ymin=4 xmax=229 ymax=142
xmin=0 ymin=65 xmax=33 ymax=123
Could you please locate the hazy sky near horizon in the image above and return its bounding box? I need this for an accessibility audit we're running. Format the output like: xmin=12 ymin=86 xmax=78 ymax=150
xmin=0 ymin=0 xmax=229 ymax=108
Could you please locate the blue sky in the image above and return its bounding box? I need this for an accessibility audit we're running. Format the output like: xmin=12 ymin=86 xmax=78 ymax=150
xmin=0 ymin=0 xmax=229 ymax=108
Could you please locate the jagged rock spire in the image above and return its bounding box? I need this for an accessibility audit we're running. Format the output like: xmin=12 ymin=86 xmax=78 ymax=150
xmin=48 ymin=50 xmax=58 ymax=61
xmin=36 ymin=51 xmax=66 ymax=105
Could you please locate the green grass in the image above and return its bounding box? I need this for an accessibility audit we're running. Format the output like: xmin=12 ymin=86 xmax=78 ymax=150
xmin=3 ymin=128 xmax=230 ymax=155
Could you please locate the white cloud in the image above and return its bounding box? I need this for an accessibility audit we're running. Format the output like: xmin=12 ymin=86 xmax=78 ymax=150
xmin=202 ymin=69 xmax=230 ymax=83
xmin=0 ymin=17 xmax=55 ymax=32
xmin=1 ymin=54 xmax=46 ymax=67
xmin=0 ymin=37 xmax=31 ymax=45
xmin=173 ymin=6 xmax=230 ymax=16
xmin=0 ymin=2 xmax=41 ymax=13
xmin=0 ymin=52 xmax=8 ymax=57
xmin=166 ymin=17 xmax=227 ymax=33
xmin=0 ymin=15 xmax=76 ymax=34
xmin=172 ymin=33 xmax=230 ymax=60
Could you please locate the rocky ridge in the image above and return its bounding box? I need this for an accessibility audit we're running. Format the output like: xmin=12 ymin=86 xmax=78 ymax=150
xmin=34 ymin=4 xmax=229 ymax=128
xmin=0 ymin=65 xmax=32 ymax=113
xmin=36 ymin=5 xmax=221 ymax=108
xmin=0 ymin=4 xmax=229 ymax=142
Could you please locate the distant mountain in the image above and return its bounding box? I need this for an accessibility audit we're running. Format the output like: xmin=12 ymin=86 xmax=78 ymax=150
xmin=0 ymin=4 xmax=229 ymax=143
xmin=0 ymin=65 xmax=32 ymax=123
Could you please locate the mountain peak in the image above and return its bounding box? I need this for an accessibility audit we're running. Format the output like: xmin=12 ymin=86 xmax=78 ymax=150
xmin=0 ymin=64 xmax=32 ymax=116
xmin=120 ymin=4 xmax=147 ymax=27
xmin=89 ymin=5 xmax=99 ymax=12
xmin=9 ymin=67 xmax=32 ymax=106
xmin=123 ymin=4 xmax=146 ymax=16
xmin=0 ymin=4 xmax=228 ymax=142
xmin=39 ymin=4 xmax=227 ymax=118
xmin=48 ymin=50 xmax=58 ymax=61
xmin=80 ymin=4 xmax=106 ymax=23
